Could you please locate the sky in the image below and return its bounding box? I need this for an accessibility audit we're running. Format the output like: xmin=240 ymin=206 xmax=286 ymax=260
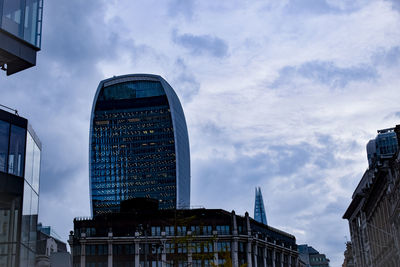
xmin=1 ymin=0 xmax=400 ymax=265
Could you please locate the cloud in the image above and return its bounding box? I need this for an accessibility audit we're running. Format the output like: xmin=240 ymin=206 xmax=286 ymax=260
xmin=271 ymin=61 xmax=378 ymax=88
xmin=284 ymin=0 xmax=364 ymax=15
xmin=170 ymin=58 xmax=200 ymax=102
xmin=168 ymin=0 xmax=196 ymax=19
xmin=372 ymin=46 xmax=400 ymax=67
xmin=386 ymin=0 xmax=400 ymax=11
xmin=172 ymin=30 xmax=229 ymax=58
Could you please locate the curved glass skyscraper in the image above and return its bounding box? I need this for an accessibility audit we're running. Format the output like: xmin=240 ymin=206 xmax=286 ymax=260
xmin=89 ymin=74 xmax=190 ymax=216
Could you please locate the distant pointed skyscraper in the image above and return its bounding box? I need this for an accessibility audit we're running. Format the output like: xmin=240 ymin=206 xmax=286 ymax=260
xmin=254 ymin=187 xmax=268 ymax=225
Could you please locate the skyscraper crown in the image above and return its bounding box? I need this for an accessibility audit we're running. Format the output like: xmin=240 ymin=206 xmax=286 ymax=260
xmin=254 ymin=187 xmax=268 ymax=225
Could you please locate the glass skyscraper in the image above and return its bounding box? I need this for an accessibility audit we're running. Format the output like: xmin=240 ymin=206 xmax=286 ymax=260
xmin=89 ymin=74 xmax=190 ymax=216
xmin=254 ymin=187 xmax=268 ymax=225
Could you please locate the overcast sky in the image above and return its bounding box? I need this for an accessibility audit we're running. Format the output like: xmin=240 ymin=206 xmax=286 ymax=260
xmin=1 ymin=0 xmax=400 ymax=265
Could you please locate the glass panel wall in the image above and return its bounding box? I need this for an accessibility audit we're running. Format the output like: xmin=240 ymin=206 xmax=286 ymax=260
xmin=0 ymin=0 xmax=43 ymax=47
xmin=24 ymin=131 xmax=41 ymax=192
xmin=20 ymin=181 xmax=38 ymax=267
xmin=1 ymin=0 xmax=23 ymax=38
xmin=24 ymin=132 xmax=34 ymax=185
xmin=0 ymin=120 xmax=9 ymax=173
xmin=32 ymin=141 xmax=40 ymax=192
xmin=23 ymin=0 xmax=38 ymax=45
xmin=0 ymin=194 xmax=21 ymax=267
xmin=8 ymin=125 xmax=26 ymax=177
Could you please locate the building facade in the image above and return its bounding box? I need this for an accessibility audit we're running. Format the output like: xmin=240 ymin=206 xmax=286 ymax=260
xmin=0 ymin=108 xmax=41 ymax=267
xmin=297 ymin=245 xmax=329 ymax=267
xmin=36 ymin=224 xmax=71 ymax=267
xmin=0 ymin=0 xmax=44 ymax=75
xmin=69 ymin=206 xmax=300 ymax=267
xmin=343 ymin=125 xmax=400 ymax=267
xmin=89 ymin=74 xmax=190 ymax=215
xmin=341 ymin=242 xmax=354 ymax=267
xmin=254 ymin=187 xmax=268 ymax=225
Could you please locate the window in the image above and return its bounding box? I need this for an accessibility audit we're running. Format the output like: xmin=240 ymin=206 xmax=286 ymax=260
xmin=202 ymin=226 xmax=212 ymax=235
xmin=8 ymin=125 xmax=26 ymax=177
xmin=0 ymin=120 xmax=9 ymax=173
xmin=217 ymin=242 xmax=230 ymax=252
xmin=151 ymin=226 xmax=161 ymax=236
xmin=177 ymin=226 xmax=186 ymax=236
xmin=190 ymin=226 xmax=200 ymax=235
xmin=216 ymin=225 xmax=230 ymax=235
xmin=165 ymin=226 xmax=174 ymax=236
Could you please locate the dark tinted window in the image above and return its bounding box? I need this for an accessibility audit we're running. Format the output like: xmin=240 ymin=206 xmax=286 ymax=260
xmin=8 ymin=125 xmax=26 ymax=177
xmin=0 ymin=120 xmax=10 ymax=173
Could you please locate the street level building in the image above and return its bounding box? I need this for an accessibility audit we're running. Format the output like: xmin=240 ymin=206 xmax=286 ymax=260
xmin=0 ymin=107 xmax=41 ymax=266
xmin=89 ymin=74 xmax=190 ymax=215
xmin=297 ymin=245 xmax=329 ymax=267
xmin=343 ymin=125 xmax=400 ymax=267
xmin=341 ymin=242 xmax=354 ymax=267
xmin=0 ymin=0 xmax=44 ymax=75
xmin=36 ymin=224 xmax=71 ymax=267
xmin=69 ymin=200 xmax=300 ymax=267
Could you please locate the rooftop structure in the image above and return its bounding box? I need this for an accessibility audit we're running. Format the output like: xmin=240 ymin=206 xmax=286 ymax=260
xmin=366 ymin=127 xmax=398 ymax=168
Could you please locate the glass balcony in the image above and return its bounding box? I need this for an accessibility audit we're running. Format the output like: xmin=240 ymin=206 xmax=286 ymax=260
xmin=0 ymin=0 xmax=43 ymax=48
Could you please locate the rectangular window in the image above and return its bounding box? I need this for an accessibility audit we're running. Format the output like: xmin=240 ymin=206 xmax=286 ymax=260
xmin=151 ymin=226 xmax=161 ymax=236
xmin=177 ymin=226 xmax=186 ymax=236
xmin=216 ymin=225 xmax=230 ymax=235
xmin=0 ymin=120 xmax=9 ymax=173
xmin=23 ymin=0 xmax=39 ymax=45
xmin=1 ymin=0 xmax=23 ymax=38
xmin=202 ymin=226 xmax=212 ymax=235
xmin=190 ymin=226 xmax=200 ymax=235
xmin=8 ymin=125 xmax=26 ymax=177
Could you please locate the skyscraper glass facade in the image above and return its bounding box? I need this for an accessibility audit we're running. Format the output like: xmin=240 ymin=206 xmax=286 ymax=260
xmin=254 ymin=187 xmax=267 ymax=225
xmin=90 ymin=74 xmax=190 ymax=216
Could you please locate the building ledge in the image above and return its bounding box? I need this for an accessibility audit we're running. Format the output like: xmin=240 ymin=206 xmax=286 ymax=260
xmin=0 ymin=29 xmax=39 ymax=75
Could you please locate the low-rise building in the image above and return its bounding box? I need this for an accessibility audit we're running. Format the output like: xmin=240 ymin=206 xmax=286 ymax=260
xmin=341 ymin=242 xmax=354 ymax=267
xmin=297 ymin=245 xmax=329 ymax=267
xmin=69 ymin=200 xmax=300 ymax=267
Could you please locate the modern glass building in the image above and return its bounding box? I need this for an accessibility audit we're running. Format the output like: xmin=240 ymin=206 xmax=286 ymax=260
xmin=0 ymin=0 xmax=44 ymax=75
xmin=0 ymin=108 xmax=41 ymax=267
xmin=89 ymin=74 xmax=190 ymax=216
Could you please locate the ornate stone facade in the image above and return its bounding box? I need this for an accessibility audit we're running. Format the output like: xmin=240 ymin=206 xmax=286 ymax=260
xmin=343 ymin=125 xmax=400 ymax=267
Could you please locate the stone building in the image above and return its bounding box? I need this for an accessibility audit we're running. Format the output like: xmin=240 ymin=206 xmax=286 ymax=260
xmin=343 ymin=125 xmax=400 ymax=267
xmin=69 ymin=200 xmax=300 ymax=267
xmin=341 ymin=242 xmax=354 ymax=267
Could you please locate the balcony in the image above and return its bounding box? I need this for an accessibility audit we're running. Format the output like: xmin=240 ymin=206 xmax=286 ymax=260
xmin=0 ymin=0 xmax=43 ymax=75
